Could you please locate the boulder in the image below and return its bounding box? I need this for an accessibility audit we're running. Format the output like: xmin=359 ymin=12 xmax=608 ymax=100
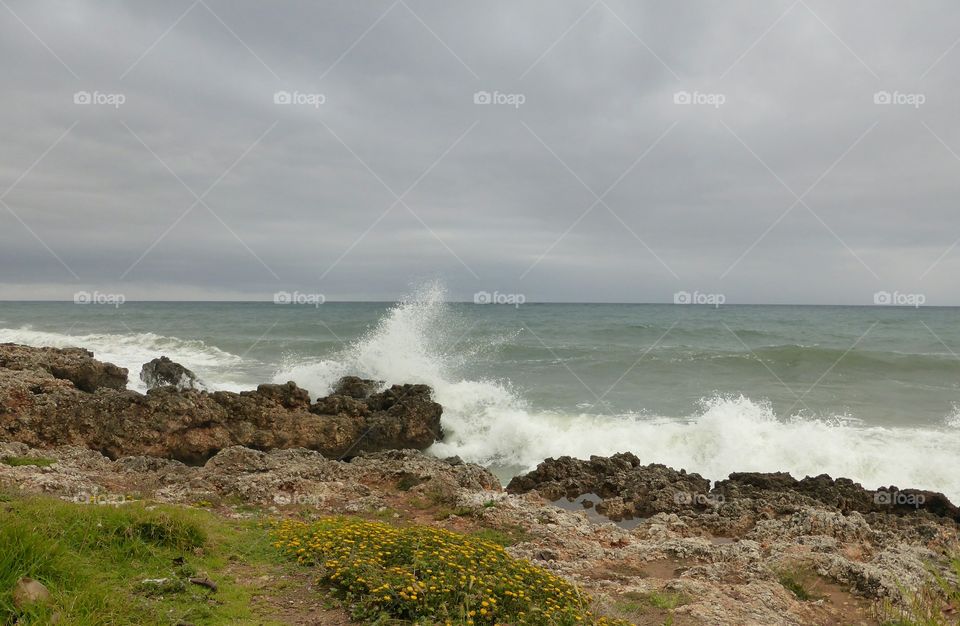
xmin=140 ymin=356 xmax=199 ymax=390
xmin=0 ymin=343 xmax=127 ymax=392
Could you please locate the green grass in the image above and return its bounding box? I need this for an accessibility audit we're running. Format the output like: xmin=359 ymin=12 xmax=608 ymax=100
xmin=776 ymin=566 xmax=823 ymax=601
xmin=0 ymin=494 xmax=286 ymax=625
xmin=611 ymin=590 xmax=689 ymax=617
xmin=642 ymin=591 xmax=688 ymax=610
xmin=1 ymin=456 xmax=56 ymax=467
xmin=469 ymin=525 xmax=531 ymax=547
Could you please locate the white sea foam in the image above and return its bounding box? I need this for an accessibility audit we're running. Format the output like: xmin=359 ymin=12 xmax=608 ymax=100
xmin=272 ymin=284 xmax=960 ymax=502
xmin=946 ymin=405 xmax=960 ymax=428
xmin=0 ymin=326 xmax=247 ymax=392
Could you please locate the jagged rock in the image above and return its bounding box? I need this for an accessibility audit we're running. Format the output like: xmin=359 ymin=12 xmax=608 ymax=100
xmin=509 ymin=453 xmax=960 ymax=526
xmin=0 ymin=343 xmax=127 ymax=392
xmin=140 ymin=356 xmax=200 ymax=390
xmin=310 ymin=394 xmax=369 ymax=416
xmin=331 ymin=376 xmax=381 ymax=399
xmin=715 ymin=472 xmax=960 ymax=522
xmin=506 ymin=452 xmax=712 ymax=518
xmin=0 ymin=344 xmax=443 ymax=463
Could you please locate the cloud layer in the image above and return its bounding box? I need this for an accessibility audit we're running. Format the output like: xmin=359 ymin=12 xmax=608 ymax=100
xmin=2 ymin=0 xmax=959 ymax=303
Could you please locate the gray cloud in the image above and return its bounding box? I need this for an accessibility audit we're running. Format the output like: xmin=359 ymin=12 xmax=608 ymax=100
xmin=2 ymin=0 xmax=960 ymax=304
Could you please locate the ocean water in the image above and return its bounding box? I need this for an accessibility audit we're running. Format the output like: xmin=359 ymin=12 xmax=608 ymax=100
xmin=2 ymin=283 xmax=959 ymax=500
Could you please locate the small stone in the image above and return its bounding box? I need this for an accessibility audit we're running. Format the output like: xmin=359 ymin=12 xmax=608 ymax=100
xmin=534 ymin=549 xmax=558 ymax=561
xmin=12 ymin=577 xmax=50 ymax=609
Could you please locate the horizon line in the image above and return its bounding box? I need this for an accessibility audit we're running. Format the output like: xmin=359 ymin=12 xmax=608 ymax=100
xmin=1 ymin=300 xmax=958 ymax=308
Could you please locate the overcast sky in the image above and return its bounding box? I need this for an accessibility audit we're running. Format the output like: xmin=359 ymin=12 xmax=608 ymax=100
xmin=1 ymin=1 xmax=959 ymax=304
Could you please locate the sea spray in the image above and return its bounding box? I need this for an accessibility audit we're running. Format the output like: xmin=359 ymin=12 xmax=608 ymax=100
xmin=0 ymin=326 xmax=246 ymax=393
xmin=269 ymin=284 xmax=960 ymax=502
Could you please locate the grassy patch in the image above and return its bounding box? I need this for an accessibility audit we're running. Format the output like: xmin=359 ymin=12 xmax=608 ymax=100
xmin=640 ymin=590 xmax=688 ymax=610
xmin=611 ymin=589 xmax=689 ymax=618
xmin=272 ymin=516 xmax=629 ymax=625
xmin=777 ymin=566 xmax=823 ymax=601
xmin=469 ymin=525 xmax=531 ymax=547
xmin=0 ymin=494 xmax=285 ymax=625
xmin=1 ymin=456 xmax=55 ymax=467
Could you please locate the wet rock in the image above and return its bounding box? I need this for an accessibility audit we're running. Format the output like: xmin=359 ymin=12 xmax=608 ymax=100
xmin=331 ymin=376 xmax=381 ymax=399
xmin=507 ymin=453 xmax=711 ymax=517
xmin=715 ymin=472 xmax=960 ymax=523
xmin=140 ymin=356 xmax=200 ymax=390
xmin=310 ymin=394 xmax=369 ymax=417
xmin=246 ymin=381 xmax=312 ymax=409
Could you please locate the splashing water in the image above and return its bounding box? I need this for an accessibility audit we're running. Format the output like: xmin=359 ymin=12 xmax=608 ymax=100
xmin=0 ymin=326 xmax=247 ymax=392
xmin=269 ymin=284 xmax=960 ymax=501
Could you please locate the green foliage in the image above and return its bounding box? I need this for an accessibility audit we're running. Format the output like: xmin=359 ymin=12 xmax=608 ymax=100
xmin=272 ymin=516 xmax=628 ymax=625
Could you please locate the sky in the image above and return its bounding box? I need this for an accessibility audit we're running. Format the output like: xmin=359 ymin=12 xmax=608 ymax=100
xmin=1 ymin=1 xmax=959 ymax=304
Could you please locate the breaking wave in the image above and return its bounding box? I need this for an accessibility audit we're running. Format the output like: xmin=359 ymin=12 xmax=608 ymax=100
xmin=271 ymin=284 xmax=960 ymax=501
xmin=0 ymin=326 xmax=246 ymax=392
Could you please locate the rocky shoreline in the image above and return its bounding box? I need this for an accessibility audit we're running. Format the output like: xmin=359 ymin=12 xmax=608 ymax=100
xmin=1 ymin=343 xmax=958 ymax=625
xmin=0 ymin=344 xmax=442 ymax=463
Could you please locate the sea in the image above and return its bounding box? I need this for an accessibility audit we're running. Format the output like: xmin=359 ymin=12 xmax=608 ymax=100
xmin=2 ymin=283 xmax=958 ymax=501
